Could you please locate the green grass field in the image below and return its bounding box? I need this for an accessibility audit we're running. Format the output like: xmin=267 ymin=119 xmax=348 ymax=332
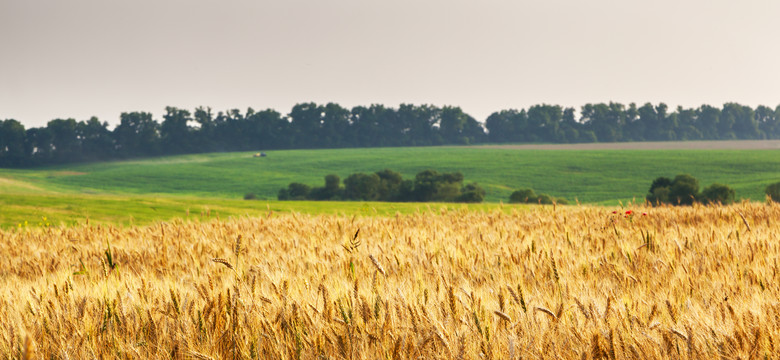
xmin=0 ymin=192 xmax=516 ymax=229
xmin=1 ymin=145 xmax=779 ymax=227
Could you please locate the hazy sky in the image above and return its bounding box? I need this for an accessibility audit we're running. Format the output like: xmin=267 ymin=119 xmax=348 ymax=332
xmin=2 ymin=0 xmax=779 ymax=128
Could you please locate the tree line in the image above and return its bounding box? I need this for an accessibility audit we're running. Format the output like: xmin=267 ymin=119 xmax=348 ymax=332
xmin=2 ymin=102 xmax=780 ymax=167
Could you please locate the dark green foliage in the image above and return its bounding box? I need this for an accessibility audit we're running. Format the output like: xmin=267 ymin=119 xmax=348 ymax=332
xmin=669 ymin=174 xmax=699 ymax=205
xmin=509 ymin=189 xmax=537 ymax=203
xmin=536 ymin=194 xmax=553 ymax=204
xmin=277 ymin=169 xmax=485 ymax=203
xmin=4 ymin=101 xmax=780 ymax=168
xmin=648 ymin=177 xmax=672 ymax=195
xmin=160 ymin=107 xmax=193 ymax=154
xmin=456 ymin=183 xmax=486 ymax=203
xmin=325 ymin=174 xmax=341 ymax=192
xmin=508 ymin=188 xmax=566 ymax=205
xmin=343 ymin=173 xmax=381 ymax=201
xmin=413 ymin=170 xmax=465 ymax=202
xmin=647 ymin=174 xmax=735 ymax=206
xmin=647 ymin=186 xmax=671 ymax=205
xmin=766 ymin=182 xmax=780 ymax=202
xmin=0 ymin=119 xmax=27 ymax=167
xmin=114 ymin=112 xmax=160 ymax=157
xmin=278 ymin=182 xmax=311 ymax=200
xmin=700 ymin=183 xmax=736 ymax=205
xmin=375 ymin=169 xmax=403 ymax=201
xmin=244 ymin=193 xmax=258 ymax=200
xmin=309 ymin=174 xmax=343 ymax=200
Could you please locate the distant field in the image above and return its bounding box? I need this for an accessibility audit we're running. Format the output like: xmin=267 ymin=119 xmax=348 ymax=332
xmin=473 ymin=139 xmax=780 ymax=150
xmin=2 ymin=143 xmax=780 ymax=203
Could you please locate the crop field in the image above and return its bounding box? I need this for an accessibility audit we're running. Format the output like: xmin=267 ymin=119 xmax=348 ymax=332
xmin=3 ymin=144 xmax=780 ymax=205
xmin=1 ymin=202 xmax=778 ymax=359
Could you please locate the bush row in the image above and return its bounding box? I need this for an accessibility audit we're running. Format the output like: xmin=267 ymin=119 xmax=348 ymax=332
xmin=274 ymin=169 xmax=486 ymax=203
xmin=266 ymin=171 xmax=780 ymax=206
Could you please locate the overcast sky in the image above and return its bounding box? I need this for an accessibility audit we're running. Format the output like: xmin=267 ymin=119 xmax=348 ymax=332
xmin=2 ymin=0 xmax=779 ymax=128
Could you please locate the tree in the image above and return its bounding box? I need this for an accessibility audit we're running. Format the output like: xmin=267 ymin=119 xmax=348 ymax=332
xmin=160 ymin=107 xmax=193 ymax=154
xmin=723 ymin=103 xmax=758 ymax=139
xmin=756 ymin=105 xmax=779 ymax=139
xmin=77 ymin=117 xmax=114 ymax=161
xmin=0 ymin=119 xmax=28 ymax=167
xmin=637 ymin=103 xmax=663 ymax=141
xmin=193 ymin=107 xmax=216 ymax=151
xmin=25 ymin=127 xmax=53 ymax=164
xmin=289 ymin=103 xmax=323 ymax=148
xmin=47 ymin=118 xmax=80 ymax=162
xmin=700 ymin=183 xmax=735 ymax=205
xmin=581 ymin=103 xmax=624 ymax=142
xmin=320 ymin=103 xmax=350 ymax=148
xmin=114 ymin=112 xmax=160 ymax=157
xmin=438 ymin=106 xmax=469 ymax=144
xmin=485 ymin=110 xmax=516 ymax=143
xmin=697 ymin=105 xmax=721 ymax=139
xmin=559 ymin=107 xmax=582 ymax=143
xmin=527 ymin=104 xmax=563 ymax=142
xmin=675 ymin=106 xmax=702 ymax=140
xmin=397 ymin=104 xmax=437 ymax=146
xmin=717 ymin=104 xmax=738 ymax=139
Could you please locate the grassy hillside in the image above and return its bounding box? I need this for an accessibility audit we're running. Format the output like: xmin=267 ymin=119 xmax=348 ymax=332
xmin=1 ymin=145 xmax=779 ymax=227
xmin=5 ymin=147 xmax=779 ymax=203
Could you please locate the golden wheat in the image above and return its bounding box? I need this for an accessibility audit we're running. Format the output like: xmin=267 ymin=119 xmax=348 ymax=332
xmin=0 ymin=202 xmax=778 ymax=359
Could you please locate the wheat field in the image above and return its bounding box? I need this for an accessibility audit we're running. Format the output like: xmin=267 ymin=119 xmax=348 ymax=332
xmin=1 ymin=202 xmax=778 ymax=359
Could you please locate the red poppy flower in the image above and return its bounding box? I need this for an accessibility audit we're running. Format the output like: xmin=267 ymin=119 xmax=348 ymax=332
xmin=625 ymin=210 xmax=633 ymax=215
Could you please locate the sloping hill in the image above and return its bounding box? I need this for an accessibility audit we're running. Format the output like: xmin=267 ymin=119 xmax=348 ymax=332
xmin=5 ymin=145 xmax=779 ymax=203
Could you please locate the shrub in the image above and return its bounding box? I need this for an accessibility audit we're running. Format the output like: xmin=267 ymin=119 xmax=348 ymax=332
xmin=700 ymin=183 xmax=736 ymax=205
xmin=647 ymin=174 xmax=737 ymax=206
xmin=669 ymin=174 xmax=699 ymax=205
xmin=343 ymin=173 xmax=381 ymax=200
xmin=767 ymin=182 xmax=780 ymax=202
xmin=413 ymin=169 xmax=465 ymax=202
xmin=243 ymin=193 xmax=258 ymax=200
xmin=309 ymin=174 xmax=343 ymax=200
xmin=276 ymin=168 xmax=482 ymax=203
xmin=646 ymin=177 xmax=672 ymax=204
xmin=277 ymin=182 xmax=311 ymax=200
xmin=536 ymin=194 xmax=553 ymax=204
xmin=508 ymin=188 xmax=565 ymax=205
xmin=509 ymin=188 xmax=537 ymax=203
xmin=456 ymin=183 xmax=486 ymax=203
xmin=646 ymin=174 xmax=698 ymax=205
xmin=324 ymin=174 xmax=341 ymax=192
